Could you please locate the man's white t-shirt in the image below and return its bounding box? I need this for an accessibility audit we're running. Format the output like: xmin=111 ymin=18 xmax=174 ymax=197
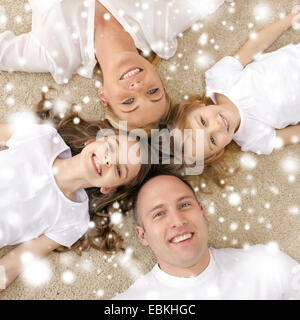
xmin=113 ymin=245 xmax=300 ymax=300
xmin=0 ymin=0 xmax=224 ymax=83
xmin=205 ymin=43 xmax=300 ymax=154
xmin=0 ymin=123 xmax=90 ymax=248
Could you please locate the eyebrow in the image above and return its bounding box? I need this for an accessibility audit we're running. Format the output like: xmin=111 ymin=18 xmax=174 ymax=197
xmin=121 ymin=106 xmax=140 ymax=114
xmin=150 ymin=94 xmax=164 ymax=103
xmin=123 ymin=164 xmax=129 ymax=179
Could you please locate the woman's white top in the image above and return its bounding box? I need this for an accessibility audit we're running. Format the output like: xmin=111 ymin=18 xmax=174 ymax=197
xmin=113 ymin=245 xmax=300 ymax=300
xmin=206 ymin=43 xmax=300 ymax=155
xmin=0 ymin=0 xmax=224 ymax=83
xmin=0 ymin=124 xmax=90 ymax=248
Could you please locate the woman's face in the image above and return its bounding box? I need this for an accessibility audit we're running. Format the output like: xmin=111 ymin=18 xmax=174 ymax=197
xmin=99 ymin=52 xmax=169 ymax=127
xmin=80 ymin=134 xmax=142 ymax=194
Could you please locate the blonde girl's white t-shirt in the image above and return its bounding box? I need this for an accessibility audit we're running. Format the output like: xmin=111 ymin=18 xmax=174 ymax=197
xmin=205 ymin=42 xmax=300 ymax=155
xmin=0 ymin=123 xmax=90 ymax=248
xmin=113 ymin=245 xmax=300 ymax=300
xmin=0 ymin=0 xmax=225 ymax=83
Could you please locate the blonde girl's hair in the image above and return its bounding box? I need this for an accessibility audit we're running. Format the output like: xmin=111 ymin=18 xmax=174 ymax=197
xmin=35 ymin=95 xmax=152 ymax=255
xmin=168 ymin=94 xmax=240 ymax=191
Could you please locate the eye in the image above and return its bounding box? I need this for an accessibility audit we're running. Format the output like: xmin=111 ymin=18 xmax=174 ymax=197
xmin=180 ymin=202 xmax=191 ymax=209
xmin=122 ymin=98 xmax=134 ymax=105
xmin=210 ymin=136 xmax=216 ymax=145
xmin=154 ymin=212 xmax=163 ymax=219
xmin=106 ymin=141 xmax=114 ymax=153
xmin=201 ymin=118 xmax=206 ymax=126
xmin=116 ymin=165 xmax=121 ymax=177
xmin=147 ymin=88 xmax=159 ymax=95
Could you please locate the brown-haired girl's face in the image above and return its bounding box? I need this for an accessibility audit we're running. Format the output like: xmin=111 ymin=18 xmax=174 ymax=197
xmin=80 ymin=134 xmax=142 ymax=194
xmin=186 ymin=103 xmax=237 ymax=159
xmin=99 ymin=52 xmax=169 ymax=127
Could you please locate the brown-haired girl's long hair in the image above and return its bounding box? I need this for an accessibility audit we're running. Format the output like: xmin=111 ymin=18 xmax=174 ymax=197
xmin=35 ymin=94 xmax=152 ymax=255
xmin=168 ymin=94 xmax=240 ymax=193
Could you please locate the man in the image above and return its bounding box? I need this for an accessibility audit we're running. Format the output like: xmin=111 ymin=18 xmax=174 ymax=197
xmin=113 ymin=174 xmax=300 ymax=300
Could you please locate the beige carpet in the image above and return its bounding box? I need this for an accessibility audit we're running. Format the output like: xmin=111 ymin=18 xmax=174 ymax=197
xmin=0 ymin=0 xmax=300 ymax=300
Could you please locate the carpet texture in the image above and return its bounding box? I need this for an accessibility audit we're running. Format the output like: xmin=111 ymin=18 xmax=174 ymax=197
xmin=0 ymin=0 xmax=300 ymax=300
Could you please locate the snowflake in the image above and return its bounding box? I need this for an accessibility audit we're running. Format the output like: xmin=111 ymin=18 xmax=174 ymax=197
xmin=61 ymin=270 xmax=75 ymax=284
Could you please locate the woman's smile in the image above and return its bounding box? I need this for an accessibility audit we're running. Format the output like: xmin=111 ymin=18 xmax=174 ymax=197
xmin=120 ymin=67 xmax=143 ymax=80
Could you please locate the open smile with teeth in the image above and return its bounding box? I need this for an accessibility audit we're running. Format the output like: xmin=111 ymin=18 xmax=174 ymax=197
xmin=120 ymin=67 xmax=143 ymax=80
xmin=170 ymin=233 xmax=193 ymax=244
xmin=220 ymin=114 xmax=230 ymax=132
xmin=92 ymin=154 xmax=102 ymax=176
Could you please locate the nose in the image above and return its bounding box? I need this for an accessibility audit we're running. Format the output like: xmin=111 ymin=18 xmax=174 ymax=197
xmin=129 ymin=80 xmax=144 ymax=90
xmin=210 ymin=113 xmax=224 ymax=133
xmin=104 ymin=153 xmax=111 ymax=168
xmin=170 ymin=210 xmax=186 ymax=229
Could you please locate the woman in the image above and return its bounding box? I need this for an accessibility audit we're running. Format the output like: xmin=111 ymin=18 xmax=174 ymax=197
xmin=0 ymin=0 xmax=225 ymax=128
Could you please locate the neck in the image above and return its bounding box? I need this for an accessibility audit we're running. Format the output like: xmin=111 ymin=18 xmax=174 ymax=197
xmin=53 ymin=155 xmax=91 ymax=201
xmin=157 ymin=247 xmax=210 ymax=278
xmin=94 ymin=1 xmax=138 ymax=74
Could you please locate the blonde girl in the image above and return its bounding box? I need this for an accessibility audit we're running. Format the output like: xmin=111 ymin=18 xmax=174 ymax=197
xmin=170 ymin=9 xmax=300 ymax=163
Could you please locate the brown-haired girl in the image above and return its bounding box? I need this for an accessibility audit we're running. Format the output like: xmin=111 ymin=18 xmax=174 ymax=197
xmin=0 ymin=109 xmax=151 ymax=290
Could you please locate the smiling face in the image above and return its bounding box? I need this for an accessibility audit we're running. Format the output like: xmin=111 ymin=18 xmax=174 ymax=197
xmin=135 ymin=175 xmax=209 ymax=274
xmin=186 ymin=103 xmax=240 ymax=159
xmin=99 ymin=52 xmax=169 ymax=127
xmin=80 ymin=134 xmax=142 ymax=194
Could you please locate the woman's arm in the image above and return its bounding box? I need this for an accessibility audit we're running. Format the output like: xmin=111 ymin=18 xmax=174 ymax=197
xmin=235 ymin=10 xmax=300 ymax=68
xmin=0 ymin=235 xmax=60 ymax=290
xmin=0 ymin=123 xmax=12 ymax=146
xmin=275 ymin=124 xmax=300 ymax=148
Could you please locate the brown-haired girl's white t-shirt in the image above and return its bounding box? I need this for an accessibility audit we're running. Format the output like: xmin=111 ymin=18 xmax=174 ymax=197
xmin=0 ymin=123 xmax=89 ymax=248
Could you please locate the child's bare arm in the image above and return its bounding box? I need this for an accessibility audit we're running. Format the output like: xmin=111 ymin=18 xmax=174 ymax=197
xmin=235 ymin=10 xmax=300 ymax=68
xmin=0 ymin=235 xmax=60 ymax=290
xmin=275 ymin=124 xmax=300 ymax=148
xmin=0 ymin=123 xmax=12 ymax=146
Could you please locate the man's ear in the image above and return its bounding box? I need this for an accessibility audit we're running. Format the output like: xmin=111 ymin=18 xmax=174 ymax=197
xmin=198 ymin=201 xmax=207 ymax=220
xmin=100 ymin=187 xmax=117 ymax=194
xmin=98 ymin=86 xmax=108 ymax=106
xmin=136 ymin=226 xmax=149 ymax=246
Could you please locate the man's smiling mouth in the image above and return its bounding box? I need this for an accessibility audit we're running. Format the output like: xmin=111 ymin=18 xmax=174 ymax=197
xmin=170 ymin=232 xmax=194 ymax=244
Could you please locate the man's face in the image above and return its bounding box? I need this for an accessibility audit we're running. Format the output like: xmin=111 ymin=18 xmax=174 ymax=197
xmin=135 ymin=175 xmax=209 ymax=272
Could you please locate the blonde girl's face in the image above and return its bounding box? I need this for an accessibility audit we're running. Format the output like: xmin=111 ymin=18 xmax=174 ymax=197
xmin=99 ymin=52 xmax=169 ymax=127
xmin=80 ymin=135 xmax=142 ymax=194
xmin=186 ymin=103 xmax=237 ymax=159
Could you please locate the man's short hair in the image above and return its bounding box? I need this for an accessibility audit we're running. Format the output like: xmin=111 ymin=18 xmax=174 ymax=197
xmin=132 ymin=172 xmax=198 ymax=227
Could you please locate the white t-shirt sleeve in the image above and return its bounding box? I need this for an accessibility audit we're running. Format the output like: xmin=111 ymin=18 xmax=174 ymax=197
xmin=0 ymin=30 xmax=53 ymax=73
xmin=45 ymin=208 xmax=90 ymax=248
xmin=6 ymin=123 xmax=57 ymax=148
xmin=205 ymin=56 xmax=243 ymax=103
xmin=234 ymin=121 xmax=276 ymax=155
